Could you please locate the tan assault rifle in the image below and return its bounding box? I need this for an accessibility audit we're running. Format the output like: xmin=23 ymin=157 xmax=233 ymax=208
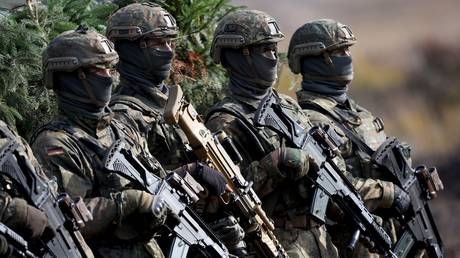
xmin=164 ymin=85 xmax=287 ymax=257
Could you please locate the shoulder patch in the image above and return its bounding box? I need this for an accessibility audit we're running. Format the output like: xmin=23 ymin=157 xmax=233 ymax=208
xmin=46 ymin=147 xmax=65 ymax=157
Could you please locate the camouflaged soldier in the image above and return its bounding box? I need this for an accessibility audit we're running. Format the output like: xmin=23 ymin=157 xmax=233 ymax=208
xmin=31 ymin=26 xmax=229 ymax=258
xmin=106 ymin=4 xmax=249 ymax=256
xmin=107 ymin=3 xmax=191 ymax=171
xmin=205 ymin=10 xmax=340 ymax=258
xmin=0 ymin=120 xmax=49 ymax=256
xmin=288 ymin=19 xmax=411 ymax=257
xmin=30 ymin=27 xmax=172 ymax=258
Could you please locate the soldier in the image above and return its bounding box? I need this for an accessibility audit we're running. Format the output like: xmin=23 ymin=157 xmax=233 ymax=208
xmin=0 ymin=120 xmax=49 ymax=257
xmin=31 ymin=26 xmax=227 ymax=258
xmin=205 ymin=10 xmax=340 ymax=258
xmin=106 ymin=3 xmax=247 ymax=256
xmin=107 ymin=3 xmax=190 ymax=171
xmin=288 ymin=19 xmax=411 ymax=257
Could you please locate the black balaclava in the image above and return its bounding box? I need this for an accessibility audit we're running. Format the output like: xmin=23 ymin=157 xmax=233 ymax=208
xmin=116 ymin=40 xmax=173 ymax=94
xmin=301 ymin=54 xmax=353 ymax=103
xmin=222 ymin=46 xmax=278 ymax=103
xmin=56 ymin=71 xmax=113 ymax=119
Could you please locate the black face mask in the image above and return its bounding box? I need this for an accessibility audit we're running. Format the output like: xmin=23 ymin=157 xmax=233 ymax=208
xmin=223 ymin=47 xmax=278 ymax=102
xmin=117 ymin=41 xmax=173 ymax=89
xmin=301 ymin=55 xmax=353 ymax=103
xmin=55 ymin=71 xmax=113 ymax=118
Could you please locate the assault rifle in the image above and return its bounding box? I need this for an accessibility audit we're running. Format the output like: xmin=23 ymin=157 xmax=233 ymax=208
xmin=0 ymin=140 xmax=94 ymax=258
xmin=164 ymin=85 xmax=287 ymax=257
xmin=103 ymin=140 xmax=230 ymax=258
xmin=372 ymin=138 xmax=443 ymax=258
xmin=254 ymin=92 xmax=396 ymax=258
xmin=0 ymin=222 xmax=37 ymax=258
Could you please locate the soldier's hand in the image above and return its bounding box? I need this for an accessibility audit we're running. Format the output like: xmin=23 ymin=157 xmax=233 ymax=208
xmin=209 ymin=215 xmax=248 ymax=257
xmin=120 ymin=189 xmax=167 ymax=226
xmin=264 ymin=147 xmax=311 ymax=180
xmin=174 ymin=162 xmax=228 ymax=196
xmin=392 ymin=185 xmax=411 ymax=214
xmin=10 ymin=198 xmax=48 ymax=240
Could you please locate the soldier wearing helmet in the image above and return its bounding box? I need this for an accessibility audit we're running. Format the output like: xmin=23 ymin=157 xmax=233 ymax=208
xmin=106 ymin=3 xmax=187 ymax=170
xmin=288 ymin=19 xmax=411 ymax=257
xmin=205 ymin=10 xmax=340 ymax=258
xmin=106 ymin=4 xmax=248 ymax=256
xmin=31 ymin=27 xmax=173 ymax=258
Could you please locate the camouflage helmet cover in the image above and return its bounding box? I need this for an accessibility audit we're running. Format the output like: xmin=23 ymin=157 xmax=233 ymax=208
xmin=42 ymin=27 xmax=118 ymax=89
xmin=106 ymin=3 xmax=178 ymax=41
xmin=288 ymin=19 xmax=356 ymax=74
xmin=210 ymin=9 xmax=285 ymax=64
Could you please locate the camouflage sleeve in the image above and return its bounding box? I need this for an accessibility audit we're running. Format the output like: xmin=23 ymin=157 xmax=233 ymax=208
xmin=304 ymin=109 xmax=395 ymax=211
xmin=31 ymin=131 xmax=119 ymax=239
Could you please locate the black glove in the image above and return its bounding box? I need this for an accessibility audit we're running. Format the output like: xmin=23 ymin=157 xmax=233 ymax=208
xmin=392 ymin=185 xmax=411 ymax=214
xmin=209 ymin=215 xmax=248 ymax=257
xmin=174 ymin=162 xmax=227 ymax=196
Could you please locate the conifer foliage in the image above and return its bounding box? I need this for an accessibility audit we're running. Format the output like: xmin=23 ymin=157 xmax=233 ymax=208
xmin=0 ymin=0 xmax=237 ymax=138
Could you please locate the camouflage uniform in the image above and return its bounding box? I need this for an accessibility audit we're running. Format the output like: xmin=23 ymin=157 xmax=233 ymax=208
xmin=288 ymin=19 xmax=406 ymax=257
xmin=107 ymin=3 xmax=191 ymax=170
xmin=31 ymin=28 xmax=165 ymax=258
xmin=206 ymin=10 xmax=339 ymax=258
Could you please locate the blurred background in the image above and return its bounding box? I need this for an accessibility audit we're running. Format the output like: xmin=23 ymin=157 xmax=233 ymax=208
xmin=231 ymin=0 xmax=460 ymax=256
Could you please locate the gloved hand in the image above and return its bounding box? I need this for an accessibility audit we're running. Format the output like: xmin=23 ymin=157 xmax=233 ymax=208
xmin=391 ymin=185 xmax=411 ymax=214
xmin=209 ymin=215 xmax=248 ymax=257
xmin=8 ymin=198 xmax=48 ymax=240
xmin=120 ymin=189 xmax=167 ymax=227
xmin=262 ymin=147 xmax=311 ymax=181
xmin=174 ymin=162 xmax=228 ymax=196
xmin=113 ymin=189 xmax=168 ymax=241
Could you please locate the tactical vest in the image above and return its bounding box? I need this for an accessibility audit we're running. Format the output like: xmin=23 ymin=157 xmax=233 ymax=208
xmin=297 ymin=91 xmax=388 ymax=180
xmin=206 ymin=92 xmax=316 ymax=224
xmin=30 ymin=116 xmax=164 ymax=198
xmin=111 ymin=91 xmax=193 ymax=170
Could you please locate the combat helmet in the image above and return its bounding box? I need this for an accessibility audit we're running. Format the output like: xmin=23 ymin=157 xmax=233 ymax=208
xmin=288 ymin=19 xmax=356 ymax=74
xmin=106 ymin=3 xmax=178 ymax=43
xmin=210 ymin=9 xmax=284 ymax=64
xmin=42 ymin=26 xmax=118 ymax=89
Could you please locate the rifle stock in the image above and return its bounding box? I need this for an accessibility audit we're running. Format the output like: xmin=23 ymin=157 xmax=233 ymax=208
xmin=164 ymin=85 xmax=287 ymax=258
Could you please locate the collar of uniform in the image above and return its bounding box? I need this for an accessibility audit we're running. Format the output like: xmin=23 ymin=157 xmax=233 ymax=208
xmin=229 ymin=88 xmax=279 ymax=110
xmin=117 ymin=78 xmax=168 ymax=109
xmin=62 ymin=109 xmax=114 ymax=138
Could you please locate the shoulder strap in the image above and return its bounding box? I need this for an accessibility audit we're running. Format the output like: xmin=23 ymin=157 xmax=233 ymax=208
xmin=299 ymin=101 xmax=374 ymax=156
xmin=206 ymin=103 xmax=274 ymax=156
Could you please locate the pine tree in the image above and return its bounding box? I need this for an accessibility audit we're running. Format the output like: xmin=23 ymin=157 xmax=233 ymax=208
xmin=0 ymin=0 xmax=239 ymax=138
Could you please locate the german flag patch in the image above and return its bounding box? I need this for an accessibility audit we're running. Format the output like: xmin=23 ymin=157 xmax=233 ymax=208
xmin=46 ymin=147 xmax=65 ymax=157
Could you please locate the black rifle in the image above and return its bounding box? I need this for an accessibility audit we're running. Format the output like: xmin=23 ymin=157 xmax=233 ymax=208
xmin=103 ymin=140 xmax=230 ymax=258
xmin=372 ymin=137 xmax=443 ymax=258
xmin=0 ymin=140 xmax=94 ymax=258
xmin=0 ymin=222 xmax=37 ymax=258
xmin=254 ymin=92 xmax=396 ymax=258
